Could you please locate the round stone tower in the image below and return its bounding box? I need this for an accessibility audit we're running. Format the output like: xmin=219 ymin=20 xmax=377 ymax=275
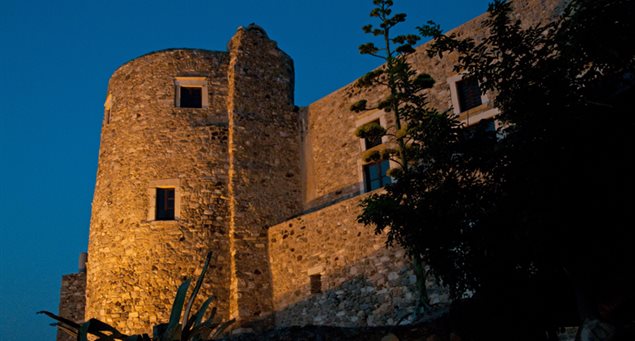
xmin=85 ymin=25 xmax=303 ymax=335
xmin=85 ymin=48 xmax=233 ymax=333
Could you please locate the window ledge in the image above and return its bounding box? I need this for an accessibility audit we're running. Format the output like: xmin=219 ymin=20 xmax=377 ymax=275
xmin=173 ymin=107 xmax=208 ymax=112
xmin=459 ymin=106 xmax=500 ymax=126
xmin=144 ymin=219 xmax=180 ymax=228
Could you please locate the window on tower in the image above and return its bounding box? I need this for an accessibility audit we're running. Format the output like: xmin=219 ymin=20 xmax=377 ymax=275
xmin=174 ymin=77 xmax=208 ymax=109
xmin=155 ymin=188 xmax=175 ymax=221
xmin=179 ymin=87 xmax=203 ymax=108
xmin=147 ymin=179 xmax=180 ymax=222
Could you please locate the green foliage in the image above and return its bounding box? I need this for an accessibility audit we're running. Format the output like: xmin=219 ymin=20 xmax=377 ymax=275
xmin=354 ymin=121 xmax=386 ymax=140
xmin=356 ymin=70 xmax=384 ymax=88
xmin=40 ymin=251 xmax=234 ymax=341
xmin=361 ymin=147 xmax=395 ymax=163
xmin=350 ymin=99 xmax=368 ymax=113
xmin=362 ymin=149 xmax=382 ymax=163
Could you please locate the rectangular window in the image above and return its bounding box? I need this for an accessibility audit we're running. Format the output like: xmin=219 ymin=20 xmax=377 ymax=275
xmin=456 ymin=78 xmax=482 ymax=112
xmin=155 ymin=188 xmax=175 ymax=220
xmin=363 ymin=160 xmax=392 ymax=192
xmin=175 ymin=77 xmax=208 ymax=108
xmin=179 ymin=87 xmax=203 ymax=108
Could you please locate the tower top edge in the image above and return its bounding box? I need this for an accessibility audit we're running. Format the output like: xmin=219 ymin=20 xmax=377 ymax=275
xmin=112 ymin=48 xmax=228 ymax=76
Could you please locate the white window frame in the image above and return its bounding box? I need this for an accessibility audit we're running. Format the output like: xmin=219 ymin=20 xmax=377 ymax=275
xmin=174 ymin=77 xmax=208 ymax=108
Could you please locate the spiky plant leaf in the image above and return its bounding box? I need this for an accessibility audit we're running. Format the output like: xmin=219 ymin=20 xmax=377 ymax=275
xmin=79 ymin=321 xmax=90 ymax=341
xmin=207 ymin=318 xmax=236 ymax=340
xmin=182 ymin=251 xmax=212 ymax=331
xmin=37 ymin=311 xmax=81 ymax=331
xmin=183 ymin=296 xmax=215 ymax=340
xmin=56 ymin=323 xmax=79 ymax=338
xmin=193 ymin=296 xmax=215 ymax=328
xmin=161 ymin=279 xmax=191 ymax=341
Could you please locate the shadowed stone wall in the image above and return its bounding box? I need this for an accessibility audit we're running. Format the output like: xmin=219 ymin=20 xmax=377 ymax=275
xmin=269 ymin=194 xmax=448 ymax=327
xmin=57 ymin=273 xmax=86 ymax=341
xmin=227 ymin=25 xmax=303 ymax=325
xmin=302 ymin=0 xmax=565 ymax=210
xmin=268 ymin=0 xmax=565 ymax=328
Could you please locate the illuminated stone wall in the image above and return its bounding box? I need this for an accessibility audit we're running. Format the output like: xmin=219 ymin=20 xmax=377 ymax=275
xmin=85 ymin=49 xmax=233 ymax=334
xmin=83 ymin=25 xmax=301 ymax=335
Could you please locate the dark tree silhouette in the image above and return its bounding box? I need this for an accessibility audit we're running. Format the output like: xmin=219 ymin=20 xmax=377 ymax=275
xmin=421 ymin=0 xmax=634 ymax=339
xmin=357 ymin=0 xmax=634 ymax=338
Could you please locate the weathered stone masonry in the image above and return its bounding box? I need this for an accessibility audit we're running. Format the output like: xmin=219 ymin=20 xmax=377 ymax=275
xmin=57 ymin=0 xmax=566 ymax=337
xmin=57 ymin=272 xmax=86 ymax=341
xmin=269 ymin=194 xmax=448 ymax=327
xmin=227 ymin=26 xmax=303 ymax=323
xmin=86 ymin=48 xmax=233 ymax=334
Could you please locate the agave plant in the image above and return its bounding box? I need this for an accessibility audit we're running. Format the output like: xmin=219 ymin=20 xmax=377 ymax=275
xmin=40 ymin=251 xmax=234 ymax=341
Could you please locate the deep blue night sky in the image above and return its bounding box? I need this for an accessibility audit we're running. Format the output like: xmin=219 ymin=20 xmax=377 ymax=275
xmin=0 ymin=0 xmax=491 ymax=339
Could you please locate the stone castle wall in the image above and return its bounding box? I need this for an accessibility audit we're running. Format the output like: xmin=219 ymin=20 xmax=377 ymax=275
xmin=269 ymin=194 xmax=448 ymax=327
xmin=57 ymin=273 xmax=86 ymax=341
xmin=85 ymin=49 xmax=233 ymax=334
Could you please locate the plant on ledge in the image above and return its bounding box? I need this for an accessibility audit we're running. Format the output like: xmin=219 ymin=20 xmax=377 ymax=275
xmin=39 ymin=251 xmax=234 ymax=341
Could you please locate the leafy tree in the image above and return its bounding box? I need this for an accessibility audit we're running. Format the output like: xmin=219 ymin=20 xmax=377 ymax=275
xmin=353 ymin=0 xmax=491 ymax=314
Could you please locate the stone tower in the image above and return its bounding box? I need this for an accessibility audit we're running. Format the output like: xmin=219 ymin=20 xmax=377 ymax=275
xmin=85 ymin=25 xmax=302 ymax=334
